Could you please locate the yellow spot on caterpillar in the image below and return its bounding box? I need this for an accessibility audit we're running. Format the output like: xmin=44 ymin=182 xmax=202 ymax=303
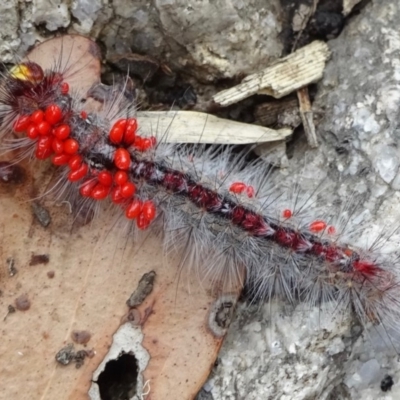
xmin=9 ymin=64 xmax=31 ymax=81
xmin=9 ymin=63 xmax=43 ymax=83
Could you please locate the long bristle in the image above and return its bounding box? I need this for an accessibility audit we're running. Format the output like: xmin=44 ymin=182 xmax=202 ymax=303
xmin=2 ymin=39 xmax=400 ymax=352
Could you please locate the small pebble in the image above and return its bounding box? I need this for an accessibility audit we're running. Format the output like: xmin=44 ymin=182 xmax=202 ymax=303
xmin=47 ymin=270 xmax=55 ymax=279
xmin=71 ymin=330 xmax=91 ymax=345
xmin=15 ymin=294 xmax=31 ymax=311
xmin=55 ymin=344 xmax=75 ymax=366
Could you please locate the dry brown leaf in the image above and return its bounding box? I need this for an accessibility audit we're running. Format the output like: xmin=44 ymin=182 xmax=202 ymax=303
xmin=0 ymin=35 xmax=241 ymax=400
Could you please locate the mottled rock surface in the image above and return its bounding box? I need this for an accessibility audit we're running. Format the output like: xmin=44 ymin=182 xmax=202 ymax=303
xmin=1 ymin=0 xmax=283 ymax=82
xmin=206 ymin=1 xmax=400 ymax=399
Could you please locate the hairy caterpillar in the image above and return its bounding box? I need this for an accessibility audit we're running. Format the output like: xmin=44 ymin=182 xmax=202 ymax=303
xmin=1 ymin=33 xmax=400 ymax=363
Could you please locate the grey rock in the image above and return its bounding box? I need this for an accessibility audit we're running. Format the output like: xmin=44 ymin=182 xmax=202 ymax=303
xmin=0 ymin=1 xmax=284 ymax=82
xmin=208 ymin=1 xmax=400 ymax=399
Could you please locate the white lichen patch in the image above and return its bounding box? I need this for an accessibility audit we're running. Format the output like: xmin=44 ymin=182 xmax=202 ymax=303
xmin=89 ymin=323 xmax=150 ymax=400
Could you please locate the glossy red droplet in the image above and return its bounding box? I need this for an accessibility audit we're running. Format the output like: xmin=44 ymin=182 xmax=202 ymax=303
xmin=327 ymin=226 xmax=336 ymax=235
xmin=282 ymin=209 xmax=293 ymax=219
xmin=13 ymin=115 xmax=31 ymax=132
xmin=64 ymin=138 xmax=79 ymax=155
xmin=114 ymin=119 xmax=127 ymax=130
xmin=246 ymin=185 xmax=255 ymax=198
xmin=91 ymin=183 xmax=109 ymax=200
xmin=125 ymin=199 xmax=142 ymax=219
xmin=141 ymin=200 xmax=156 ymax=221
xmin=51 ymin=137 xmax=64 ymax=154
xmin=123 ymin=118 xmax=137 ymax=145
xmin=79 ymin=180 xmax=96 ymax=197
xmin=114 ymin=148 xmax=131 ymax=170
xmin=45 ymin=104 xmax=62 ymax=125
xmin=68 ymin=163 xmax=88 ymax=182
xmin=30 ymin=110 xmax=44 ymax=125
xmin=68 ymin=155 xmax=83 ymax=171
xmin=35 ymin=136 xmax=53 ymax=160
xmin=37 ymin=121 xmax=51 ymax=136
xmin=53 ymin=124 xmax=70 ymax=140
xmin=114 ymin=170 xmax=128 ymax=186
xmin=229 ymin=182 xmax=246 ymax=194
xmin=309 ymin=220 xmax=327 ymax=233
xmin=98 ymin=170 xmax=113 ymax=187
xmin=137 ymin=213 xmax=150 ymax=230
xmin=111 ymin=186 xmax=124 ymax=204
xmin=133 ymin=136 xmax=143 ymax=150
xmin=120 ymin=182 xmax=136 ymax=198
xmin=52 ymin=154 xmax=70 ymax=166
xmin=26 ymin=124 xmax=39 ymax=140
xmin=138 ymin=138 xmax=151 ymax=151
xmin=109 ymin=126 xmax=124 ymax=144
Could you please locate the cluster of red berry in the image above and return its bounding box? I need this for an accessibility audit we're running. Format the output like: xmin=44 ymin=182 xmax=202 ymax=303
xmin=12 ymin=105 xmax=157 ymax=230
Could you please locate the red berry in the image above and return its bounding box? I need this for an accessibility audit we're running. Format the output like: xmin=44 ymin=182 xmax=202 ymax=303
xmin=13 ymin=115 xmax=31 ymax=132
xmin=282 ymin=209 xmax=292 ymax=219
xmin=52 ymin=154 xmax=70 ymax=165
xmin=37 ymin=121 xmax=51 ymax=135
xmin=109 ymin=126 xmax=124 ymax=144
xmin=45 ymin=104 xmax=62 ymax=125
xmin=64 ymin=138 xmax=79 ymax=154
xmin=114 ymin=148 xmax=131 ymax=170
xmin=123 ymin=119 xmax=137 ymax=145
xmin=79 ymin=180 xmax=96 ymax=197
xmin=80 ymin=111 xmax=88 ymax=119
xmin=61 ymin=82 xmax=69 ymax=95
xmin=35 ymin=136 xmax=53 ymax=160
xmin=246 ymin=185 xmax=255 ymax=198
xmin=133 ymin=136 xmax=143 ymax=150
xmin=127 ymin=118 xmax=137 ymax=127
xmin=54 ymin=124 xmax=70 ymax=140
xmin=52 ymin=137 xmax=64 ymax=154
xmin=114 ymin=119 xmax=127 ymax=130
xmin=125 ymin=199 xmax=142 ymax=219
xmin=229 ymin=182 xmax=246 ymax=194
xmin=98 ymin=170 xmax=113 ymax=187
xmin=137 ymin=213 xmax=150 ymax=230
xmin=26 ymin=124 xmax=39 ymax=140
xmin=91 ymin=183 xmax=109 ymax=200
xmin=327 ymin=226 xmax=336 ymax=235
xmin=141 ymin=138 xmax=152 ymax=151
xmin=68 ymin=163 xmax=88 ymax=182
xmin=30 ymin=110 xmax=44 ymax=125
xmin=111 ymin=187 xmax=124 ymax=204
xmin=121 ymin=182 xmax=136 ymax=198
xmin=141 ymin=200 xmax=156 ymax=220
xmin=68 ymin=155 xmax=83 ymax=171
xmin=109 ymin=119 xmax=128 ymax=144
xmin=114 ymin=170 xmax=128 ymax=186
xmin=309 ymin=220 xmax=327 ymax=233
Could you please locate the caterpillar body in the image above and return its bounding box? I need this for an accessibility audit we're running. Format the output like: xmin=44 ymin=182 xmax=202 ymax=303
xmin=1 ymin=38 xmax=400 ymax=359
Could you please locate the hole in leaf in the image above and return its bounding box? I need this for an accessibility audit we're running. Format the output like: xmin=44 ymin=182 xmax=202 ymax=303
xmin=97 ymin=352 xmax=138 ymax=400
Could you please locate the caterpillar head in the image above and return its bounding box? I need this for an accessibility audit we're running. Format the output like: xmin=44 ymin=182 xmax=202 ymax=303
xmin=9 ymin=62 xmax=44 ymax=84
xmin=5 ymin=62 xmax=68 ymax=115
